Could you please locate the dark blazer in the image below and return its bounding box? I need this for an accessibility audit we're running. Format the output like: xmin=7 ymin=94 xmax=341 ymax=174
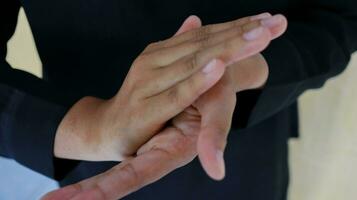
xmin=1 ymin=0 xmax=356 ymax=199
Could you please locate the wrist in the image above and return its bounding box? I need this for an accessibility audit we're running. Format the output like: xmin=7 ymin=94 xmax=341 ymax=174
xmin=54 ymin=96 xmax=107 ymax=160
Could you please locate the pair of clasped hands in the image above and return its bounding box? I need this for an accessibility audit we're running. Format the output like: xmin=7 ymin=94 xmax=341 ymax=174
xmin=43 ymin=13 xmax=287 ymax=200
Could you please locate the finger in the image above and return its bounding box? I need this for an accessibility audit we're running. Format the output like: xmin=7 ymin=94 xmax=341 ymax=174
xmin=142 ymin=14 xmax=287 ymax=68
xmin=231 ymin=54 xmax=269 ymax=92
xmin=41 ymin=185 xmax=80 ymax=200
xmin=147 ymin=19 xmax=267 ymax=67
xmin=174 ymin=15 xmax=202 ymax=36
xmin=143 ymin=22 xmax=273 ymax=97
xmin=137 ymin=107 xmax=201 ymax=156
xmin=193 ymin=79 xmax=237 ymax=180
xmin=260 ymin=14 xmax=288 ymax=39
xmin=153 ymin=12 xmax=272 ymax=50
xmin=42 ymin=127 xmax=197 ymax=200
xmin=145 ymin=58 xmax=226 ymax=123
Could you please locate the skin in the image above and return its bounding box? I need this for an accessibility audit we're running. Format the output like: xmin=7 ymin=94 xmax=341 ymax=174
xmin=191 ymin=14 xmax=288 ymax=180
xmin=44 ymin=14 xmax=288 ymax=199
xmin=54 ymin=13 xmax=279 ymax=163
xmin=43 ymin=108 xmax=202 ymax=200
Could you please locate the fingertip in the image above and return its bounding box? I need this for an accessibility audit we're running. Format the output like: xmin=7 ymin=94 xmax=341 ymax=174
xmin=271 ymin=14 xmax=288 ymax=39
xmin=214 ymin=150 xmax=226 ymax=180
xmin=175 ymin=15 xmax=202 ymax=36
xmin=197 ymin=144 xmax=226 ymax=181
xmin=278 ymin=14 xmax=288 ymax=35
xmin=197 ymin=129 xmax=226 ymax=181
xmin=262 ymin=14 xmax=288 ymax=39
xmin=186 ymin=15 xmax=202 ymax=27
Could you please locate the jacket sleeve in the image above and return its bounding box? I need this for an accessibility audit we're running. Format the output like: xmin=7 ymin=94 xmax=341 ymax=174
xmin=232 ymin=0 xmax=357 ymax=129
xmin=0 ymin=0 xmax=79 ymax=180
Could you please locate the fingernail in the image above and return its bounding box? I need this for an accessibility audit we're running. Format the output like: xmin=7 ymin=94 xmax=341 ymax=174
xmin=202 ymin=59 xmax=217 ymax=74
xmin=243 ymin=26 xmax=264 ymax=41
xmin=250 ymin=12 xmax=272 ymax=21
xmin=215 ymin=150 xmax=226 ymax=180
xmin=261 ymin=14 xmax=283 ymax=28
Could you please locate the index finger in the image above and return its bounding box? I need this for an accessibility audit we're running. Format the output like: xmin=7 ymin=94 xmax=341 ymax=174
xmin=145 ymin=13 xmax=272 ymax=53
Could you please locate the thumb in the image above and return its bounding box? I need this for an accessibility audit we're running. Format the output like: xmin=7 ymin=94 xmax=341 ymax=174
xmin=174 ymin=15 xmax=202 ymax=36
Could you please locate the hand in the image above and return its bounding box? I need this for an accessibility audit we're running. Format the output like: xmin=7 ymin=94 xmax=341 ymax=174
xmin=42 ymin=14 xmax=287 ymax=200
xmin=192 ymin=14 xmax=288 ymax=180
xmin=42 ymin=107 xmax=201 ymax=200
xmin=54 ymin=14 xmax=275 ymax=161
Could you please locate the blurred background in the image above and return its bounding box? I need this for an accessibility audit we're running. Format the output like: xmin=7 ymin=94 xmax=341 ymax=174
xmin=1 ymin=9 xmax=357 ymax=200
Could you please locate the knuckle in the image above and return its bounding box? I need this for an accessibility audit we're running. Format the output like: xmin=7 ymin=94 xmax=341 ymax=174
xmin=167 ymin=87 xmax=180 ymax=105
xmin=124 ymin=72 xmax=151 ymax=99
xmin=133 ymin=53 xmax=150 ymax=66
xmin=183 ymin=78 xmax=199 ymax=102
xmin=128 ymin=69 xmax=144 ymax=86
xmin=151 ymin=145 xmax=173 ymax=158
xmin=235 ymin=25 xmax=244 ymax=36
xmin=223 ymin=38 xmax=235 ymax=51
xmin=224 ymin=36 xmax=242 ymax=52
xmin=145 ymin=41 xmax=162 ymax=52
xmin=232 ymin=19 xmax=242 ymax=28
xmin=92 ymin=184 xmax=107 ymax=200
xmin=232 ymin=17 xmax=249 ymax=28
xmin=193 ymin=26 xmax=210 ymax=42
xmin=184 ymin=52 xmax=199 ymax=73
xmin=149 ymin=41 xmax=160 ymax=48
xmin=119 ymin=163 xmax=140 ymax=187
xmin=186 ymin=75 xmax=198 ymax=91
xmin=195 ymin=33 xmax=211 ymax=48
xmin=168 ymin=87 xmax=188 ymax=109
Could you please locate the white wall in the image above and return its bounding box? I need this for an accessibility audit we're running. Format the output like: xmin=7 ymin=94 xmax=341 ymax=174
xmin=289 ymin=54 xmax=357 ymax=200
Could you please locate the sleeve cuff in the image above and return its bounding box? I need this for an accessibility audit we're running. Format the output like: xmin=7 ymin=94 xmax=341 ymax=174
xmin=0 ymin=84 xmax=77 ymax=179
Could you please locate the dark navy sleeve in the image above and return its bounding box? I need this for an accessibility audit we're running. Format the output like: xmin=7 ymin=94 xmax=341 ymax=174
xmin=0 ymin=83 xmax=69 ymax=178
xmin=0 ymin=0 xmax=79 ymax=180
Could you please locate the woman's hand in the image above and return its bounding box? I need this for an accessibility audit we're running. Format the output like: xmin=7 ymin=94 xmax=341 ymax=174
xmin=54 ymin=14 xmax=275 ymax=161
